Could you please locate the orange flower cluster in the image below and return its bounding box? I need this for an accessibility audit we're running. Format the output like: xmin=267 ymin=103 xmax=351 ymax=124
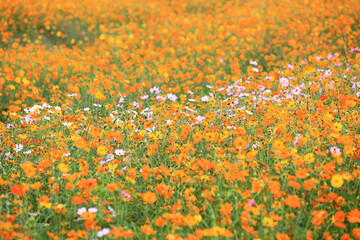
xmin=0 ymin=0 xmax=360 ymax=239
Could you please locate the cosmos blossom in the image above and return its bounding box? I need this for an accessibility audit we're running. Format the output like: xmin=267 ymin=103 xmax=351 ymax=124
xmin=11 ymin=184 xmax=24 ymax=196
xmin=249 ymin=200 xmax=256 ymax=207
xmin=1 ymin=0 xmax=359 ymax=238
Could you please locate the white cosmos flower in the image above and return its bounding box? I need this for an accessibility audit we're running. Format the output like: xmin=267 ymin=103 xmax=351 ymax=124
xmin=96 ymin=228 xmax=110 ymax=238
xmin=115 ymin=149 xmax=126 ymax=156
xmin=15 ymin=144 xmax=23 ymax=153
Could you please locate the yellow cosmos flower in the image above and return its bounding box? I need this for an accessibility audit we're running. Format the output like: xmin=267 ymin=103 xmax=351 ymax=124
xmin=323 ymin=112 xmax=334 ymax=122
xmin=331 ymin=174 xmax=344 ymax=188
xmin=58 ymin=163 xmax=69 ymax=174
xmin=108 ymin=163 xmax=118 ymax=171
xmin=262 ymin=217 xmax=277 ymax=227
xmin=40 ymin=202 xmax=52 ymax=208
xmin=94 ymin=91 xmax=106 ymax=101
xmin=304 ymin=153 xmax=315 ymax=164
xmin=97 ymin=145 xmax=108 ymax=156
xmin=193 ymin=215 xmax=202 ymax=225
xmin=333 ymin=122 xmax=342 ymax=132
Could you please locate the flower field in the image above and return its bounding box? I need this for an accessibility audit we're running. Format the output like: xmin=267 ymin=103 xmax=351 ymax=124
xmin=1 ymin=0 xmax=360 ymax=239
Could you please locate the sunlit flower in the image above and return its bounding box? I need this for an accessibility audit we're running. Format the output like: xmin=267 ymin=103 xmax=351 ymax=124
xmin=96 ymin=228 xmax=110 ymax=238
xmin=115 ymin=149 xmax=126 ymax=156
xmin=14 ymin=144 xmax=23 ymax=153
xmin=331 ymin=174 xmax=344 ymax=188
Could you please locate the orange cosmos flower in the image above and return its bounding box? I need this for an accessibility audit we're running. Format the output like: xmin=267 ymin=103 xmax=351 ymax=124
xmin=303 ymin=179 xmax=316 ymax=191
xmin=75 ymin=138 xmax=90 ymax=152
xmin=348 ymin=209 xmax=360 ymax=223
xmin=105 ymin=182 xmax=118 ymax=191
xmin=323 ymin=232 xmax=333 ymax=240
xmin=252 ymin=181 xmax=262 ymax=193
xmin=156 ymin=182 xmax=173 ymax=199
xmin=295 ymin=168 xmax=308 ymax=179
xmin=288 ymin=181 xmax=301 ymax=190
xmin=219 ymin=202 xmax=233 ymax=225
xmin=306 ymin=231 xmax=313 ymax=240
xmin=333 ymin=211 xmax=346 ymax=228
xmin=276 ymin=233 xmax=290 ymax=240
xmin=284 ymin=195 xmax=301 ymax=209
xmin=312 ymin=210 xmax=328 ymax=226
xmin=268 ymin=181 xmax=282 ymax=199
xmin=141 ymin=191 xmax=157 ymax=204
xmin=10 ymin=184 xmax=24 ymax=197
xmin=352 ymin=228 xmax=360 ymax=239
xmin=155 ymin=216 xmax=166 ymax=226
xmin=166 ymin=234 xmax=183 ymax=240
xmin=141 ymin=225 xmax=156 ymax=235
xmin=141 ymin=165 xmax=150 ymax=182
xmin=20 ymin=161 xmax=36 ymax=178
xmin=0 ymin=221 xmax=12 ymax=230
xmin=115 ymin=130 xmax=123 ymax=142
xmin=71 ymin=196 xmax=85 ymax=205
xmin=233 ymin=137 xmax=247 ymax=150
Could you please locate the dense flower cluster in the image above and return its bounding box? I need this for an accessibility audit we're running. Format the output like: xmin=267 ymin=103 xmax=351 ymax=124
xmin=0 ymin=0 xmax=360 ymax=239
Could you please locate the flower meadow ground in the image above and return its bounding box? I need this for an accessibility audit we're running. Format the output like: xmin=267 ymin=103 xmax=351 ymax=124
xmin=0 ymin=0 xmax=360 ymax=239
